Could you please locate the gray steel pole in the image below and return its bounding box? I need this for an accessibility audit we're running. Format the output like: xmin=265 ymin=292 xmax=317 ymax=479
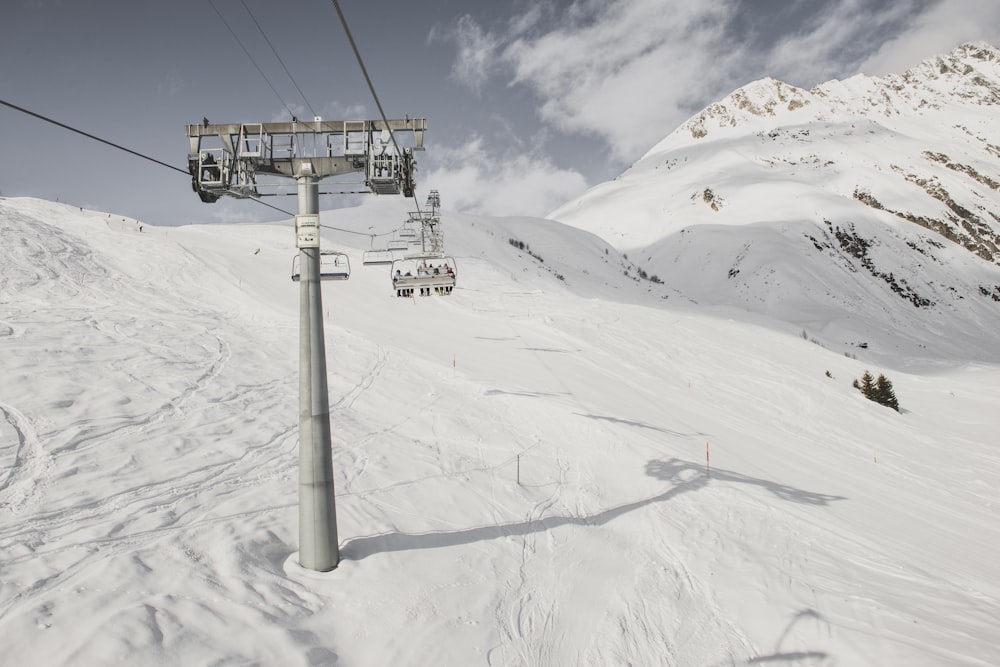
xmin=297 ymin=171 xmax=339 ymax=571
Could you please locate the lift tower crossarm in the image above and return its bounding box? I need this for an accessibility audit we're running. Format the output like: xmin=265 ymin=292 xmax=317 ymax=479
xmin=186 ymin=117 xmax=426 ymax=201
xmin=185 ymin=117 xmax=427 ymax=140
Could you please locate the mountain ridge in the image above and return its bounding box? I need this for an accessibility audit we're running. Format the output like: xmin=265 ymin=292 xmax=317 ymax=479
xmin=644 ymin=41 xmax=1000 ymax=153
xmin=549 ymin=41 xmax=1000 ymax=363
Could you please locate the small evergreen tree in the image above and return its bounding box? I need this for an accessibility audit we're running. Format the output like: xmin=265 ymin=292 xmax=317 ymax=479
xmin=874 ymin=374 xmax=900 ymax=411
xmin=853 ymin=370 xmax=876 ymax=396
xmin=853 ymin=370 xmax=899 ymax=411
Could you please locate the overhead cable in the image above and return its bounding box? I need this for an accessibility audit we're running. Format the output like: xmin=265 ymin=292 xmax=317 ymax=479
xmin=329 ymin=0 xmax=424 ymax=216
xmin=208 ymin=0 xmax=298 ymax=121
xmin=0 ymin=98 xmax=187 ymax=175
xmin=0 ymin=97 xmax=293 ymax=218
xmin=319 ymin=223 xmax=398 ymax=237
xmin=226 ymin=190 xmax=294 ymax=216
xmin=240 ymin=0 xmax=318 ymax=119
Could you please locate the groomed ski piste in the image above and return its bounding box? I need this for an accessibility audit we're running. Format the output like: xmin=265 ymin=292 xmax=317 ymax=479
xmin=1 ymin=195 xmax=998 ymax=666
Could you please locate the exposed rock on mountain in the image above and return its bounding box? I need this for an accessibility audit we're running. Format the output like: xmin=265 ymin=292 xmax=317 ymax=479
xmin=549 ymin=43 xmax=1000 ymax=363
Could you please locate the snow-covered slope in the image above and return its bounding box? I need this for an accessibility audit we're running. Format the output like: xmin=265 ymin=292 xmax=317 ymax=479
xmin=549 ymin=42 xmax=1000 ymax=364
xmin=1 ymin=196 xmax=998 ymax=666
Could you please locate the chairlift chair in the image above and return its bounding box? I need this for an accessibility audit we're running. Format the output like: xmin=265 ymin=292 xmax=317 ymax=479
xmin=390 ymin=254 xmax=457 ymax=297
xmin=362 ymin=249 xmax=394 ymax=265
xmin=291 ymin=251 xmax=351 ymax=282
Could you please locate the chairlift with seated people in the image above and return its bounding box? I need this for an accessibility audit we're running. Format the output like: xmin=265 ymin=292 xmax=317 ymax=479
xmin=291 ymin=251 xmax=351 ymax=282
xmin=390 ymin=253 xmax=457 ymax=297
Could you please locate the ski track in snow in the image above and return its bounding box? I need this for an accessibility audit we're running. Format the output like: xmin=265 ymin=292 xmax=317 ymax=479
xmin=1 ymin=198 xmax=999 ymax=666
xmin=480 ymin=290 xmax=739 ymax=665
xmin=0 ymin=401 xmax=54 ymax=514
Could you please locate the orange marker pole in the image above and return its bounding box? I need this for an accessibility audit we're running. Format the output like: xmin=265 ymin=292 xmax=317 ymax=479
xmin=706 ymin=441 xmax=710 ymax=478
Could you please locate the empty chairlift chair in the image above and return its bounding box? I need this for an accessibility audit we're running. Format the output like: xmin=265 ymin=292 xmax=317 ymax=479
xmin=291 ymin=251 xmax=351 ymax=282
xmin=363 ymin=232 xmax=394 ymax=265
xmin=362 ymin=249 xmax=394 ymax=265
xmin=387 ymin=237 xmax=409 ymax=252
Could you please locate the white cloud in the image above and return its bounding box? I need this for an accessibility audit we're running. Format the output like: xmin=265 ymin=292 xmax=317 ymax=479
xmin=764 ymin=0 xmax=931 ymax=86
xmin=762 ymin=0 xmax=1000 ymax=85
xmin=422 ymin=136 xmax=588 ymax=217
xmin=856 ymin=0 xmax=1000 ymax=76
xmin=440 ymin=0 xmax=1000 ymax=182
xmin=497 ymin=0 xmax=745 ymax=161
xmin=449 ymin=15 xmax=502 ymax=92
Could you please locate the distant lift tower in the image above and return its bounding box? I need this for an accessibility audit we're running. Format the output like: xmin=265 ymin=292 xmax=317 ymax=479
xmin=409 ymin=189 xmax=444 ymax=254
xmin=185 ymin=117 xmax=426 ymax=572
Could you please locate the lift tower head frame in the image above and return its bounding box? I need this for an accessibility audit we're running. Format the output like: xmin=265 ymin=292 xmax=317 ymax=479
xmin=185 ymin=118 xmax=425 ymax=201
xmin=185 ymin=117 xmax=426 ymax=572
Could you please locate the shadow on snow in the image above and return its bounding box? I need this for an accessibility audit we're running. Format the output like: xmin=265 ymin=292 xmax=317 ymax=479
xmin=340 ymin=458 xmax=845 ymax=561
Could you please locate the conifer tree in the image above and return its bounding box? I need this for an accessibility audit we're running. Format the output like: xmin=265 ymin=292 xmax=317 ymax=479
xmin=853 ymin=370 xmax=876 ymax=398
xmin=853 ymin=370 xmax=900 ymax=411
xmin=874 ymin=374 xmax=900 ymax=411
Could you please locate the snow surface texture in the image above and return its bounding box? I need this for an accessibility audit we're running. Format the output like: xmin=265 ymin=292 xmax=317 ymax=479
xmin=549 ymin=43 xmax=1000 ymax=366
xmin=1 ymin=195 xmax=998 ymax=666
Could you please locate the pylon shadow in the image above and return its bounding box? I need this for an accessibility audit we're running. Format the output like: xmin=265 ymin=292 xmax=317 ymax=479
xmin=340 ymin=457 xmax=846 ymax=561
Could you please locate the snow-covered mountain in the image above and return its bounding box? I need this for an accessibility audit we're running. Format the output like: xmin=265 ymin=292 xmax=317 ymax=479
xmin=3 ymin=43 xmax=1000 ymax=667
xmin=550 ymin=42 xmax=1000 ymax=364
xmin=1 ymin=192 xmax=999 ymax=665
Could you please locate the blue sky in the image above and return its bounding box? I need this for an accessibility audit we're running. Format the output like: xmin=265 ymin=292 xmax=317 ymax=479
xmin=1 ymin=0 xmax=998 ymax=228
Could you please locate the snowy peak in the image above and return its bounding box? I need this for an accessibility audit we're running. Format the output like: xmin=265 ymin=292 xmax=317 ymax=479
xmin=649 ymin=41 xmax=1000 ymax=154
xmin=671 ymin=77 xmax=813 ymax=146
xmin=814 ymin=41 xmax=1000 ymax=119
xmin=891 ymin=41 xmax=1000 ymax=106
xmin=549 ymin=42 xmax=1000 ymax=363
